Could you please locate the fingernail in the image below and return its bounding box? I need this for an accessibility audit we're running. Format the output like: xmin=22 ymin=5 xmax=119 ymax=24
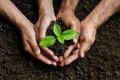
xmin=73 ymin=39 xmax=77 ymax=43
xmin=53 ymin=56 xmax=59 ymax=62
xmin=52 ymin=62 xmax=57 ymax=66
xmin=48 ymin=61 xmax=52 ymax=65
xmin=80 ymin=52 xmax=84 ymax=58
xmin=35 ymin=49 xmax=40 ymax=55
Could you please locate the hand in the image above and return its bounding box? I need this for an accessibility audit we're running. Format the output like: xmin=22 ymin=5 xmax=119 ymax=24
xmin=57 ymin=8 xmax=80 ymax=44
xmin=34 ymin=0 xmax=59 ymax=66
xmin=58 ymin=0 xmax=120 ymax=66
xmin=60 ymin=20 xmax=97 ymax=66
xmin=57 ymin=8 xmax=80 ymax=64
xmin=20 ymin=23 xmax=58 ymax=66
xmin=35 ymin=13 xmax=59 ymax=66
xmin=0 ymin=0 xmax=58 ymax=66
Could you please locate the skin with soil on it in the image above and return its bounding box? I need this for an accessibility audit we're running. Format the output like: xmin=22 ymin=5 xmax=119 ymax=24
xmin=0 ymin=0 xmax=120 ymax=80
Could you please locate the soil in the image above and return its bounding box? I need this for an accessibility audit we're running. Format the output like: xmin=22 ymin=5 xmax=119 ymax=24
xmin=46 ymin=20 xmax=73 ymax=56
xmin=0 ymin=0 xmax=120 ymax=80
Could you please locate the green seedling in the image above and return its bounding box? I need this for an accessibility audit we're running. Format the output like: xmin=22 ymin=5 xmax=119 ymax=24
xmin=39 ymin=22 xmax=78 ymax=47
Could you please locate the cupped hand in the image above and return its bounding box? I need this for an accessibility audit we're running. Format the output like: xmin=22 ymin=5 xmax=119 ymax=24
xmin=59 ymin=20 xmax=97 ymax=66
xmin=57 ymin=8 xmax=80 ymax=44
xmin=57 ymin=8 xmax=80 ymax=64
xmin=35 ymin=13 xmax=59 ymax=66
xmin=20 ymin=23 xmax=57 ymax=66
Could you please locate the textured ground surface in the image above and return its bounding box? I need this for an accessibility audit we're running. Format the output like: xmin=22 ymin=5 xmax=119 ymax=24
xmin=0 ymin=0 xmax=120 ymax=80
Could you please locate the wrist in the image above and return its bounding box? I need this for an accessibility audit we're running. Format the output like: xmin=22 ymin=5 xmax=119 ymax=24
xmin=60 ymin=0 xmax=79 ymax=12
xmin=11 ymin=17 xmax=34 ymax=32
xmin=82 ymin=0 xmax=119 ymax=29
xmin=37 ymin=0 xmax=54 ymax=15
xmin=81 ymin=18 xmax=98 ymax=31
xmin=59 ymin=6 xmax=75 ymax=13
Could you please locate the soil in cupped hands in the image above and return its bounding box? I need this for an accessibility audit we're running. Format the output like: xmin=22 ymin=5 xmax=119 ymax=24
xmin=46 ymin=20 xmax=73 ymax=56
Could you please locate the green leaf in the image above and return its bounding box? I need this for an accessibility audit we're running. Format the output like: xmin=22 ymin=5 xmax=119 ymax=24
xmin=58 ymin=35 xmax=64 ymax=44
xmin=53 ymin=23 xmax=62 ymax=37
xmin=62 ymin=30 xmax=78 ymax=40
xmin=39 ymin=36 xmax=56 ymax=47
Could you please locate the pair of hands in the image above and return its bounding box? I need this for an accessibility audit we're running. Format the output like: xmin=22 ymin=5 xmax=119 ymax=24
xmin=22 ymin=7 xmax=96 ymax=66
xmin=18 ymin=0 xmax=120 ymax=66
xmin=1 ymin=0 xmax=118 ymax=67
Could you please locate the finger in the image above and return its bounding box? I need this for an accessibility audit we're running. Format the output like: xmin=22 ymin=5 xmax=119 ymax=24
xmin=79 ymin=41 xmax=91 ymax=58
xmin=64 ymin=44 xmax=76 ymax=58
xmin=36 ymin=52 xmax=57 ymax=66
xmin=40 ymin=47 xmax=59 ymax=62
xmin=36 ymin=52 xmax=52 ymax=65
xmin=52 ymin=61 xmax=57 ymax=66
xmin=23 ymin=40 xmax=34 ymax=55
xmin=70 ymin=21 xmax=80 ymax=44
xmin=28 ymin=39 xmax=41 ymax=56
xmin=35 ymin=18 xmax=41 ymax=42
xmin=38 ymin=15 xmax=56 ymax=40
xmin=23 ymin=41 xmax=53 ymax=65
xmin=77 ymin=42 xmax=80 ymax=49
xmin=38 ymin=19 xmax=51 ymax=40
xmin=61 ymin=49 xmax=79 ymax=67
xmin=59 ymin=56 xmax=64 ymax=62
xmin=53 ymin=56 xmax=59 ymax=62
xmin=58 ymin=56 xmax=64 ymax=66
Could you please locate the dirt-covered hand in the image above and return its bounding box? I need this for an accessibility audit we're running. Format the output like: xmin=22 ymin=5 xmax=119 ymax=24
xmin=60 ymin=20 xmax=97 ymax=66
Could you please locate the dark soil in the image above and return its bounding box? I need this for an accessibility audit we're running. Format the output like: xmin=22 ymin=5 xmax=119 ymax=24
xmin=46 ymin=20 xmax=72 ymax=56
xmin=0 ymin=0 xmax=120 ymax=80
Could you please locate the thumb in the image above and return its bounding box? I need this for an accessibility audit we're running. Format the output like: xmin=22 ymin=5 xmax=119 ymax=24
xmin=38 ymin=16 xmax=56 ymax=41
xmin=79 ymin=48 xmax=85 ymax=58
xmin=29 ymin=39 xmax=41 ymax=56
xmin=79 ymin=41 xmax=91 ymax=58
xmin=38 ymin=18 xmax=51 ymax=41
xmin=70 ymin=21 xmax=80 ymax=44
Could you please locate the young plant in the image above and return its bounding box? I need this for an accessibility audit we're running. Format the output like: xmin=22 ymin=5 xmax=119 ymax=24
xmin=39 ymin=22 xmax=78 ymax=47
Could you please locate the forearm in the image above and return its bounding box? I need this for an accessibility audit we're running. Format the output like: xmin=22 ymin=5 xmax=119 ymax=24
xmin=0 ymin=0 xmax=33 ymax=30
xmin=37 ymin=0 xmax=54 ymax=15
xmin=83 ymin=0 xmax=120 ymax=29
xmin=60 ymin=0 xmax=79 ymax=11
